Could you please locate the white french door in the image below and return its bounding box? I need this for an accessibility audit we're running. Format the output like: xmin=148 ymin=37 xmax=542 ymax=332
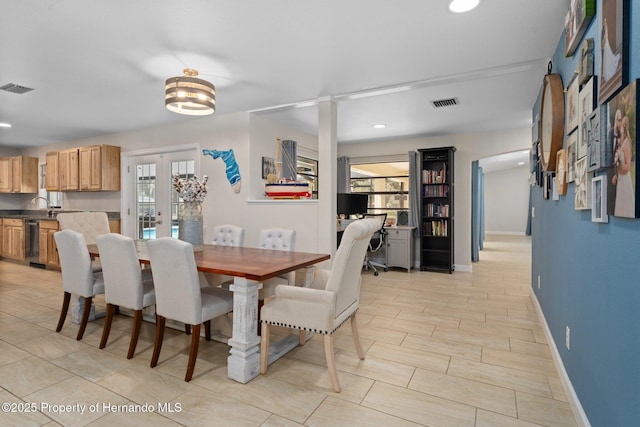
xmin=122 ymin=146 xmax=199 ymax=239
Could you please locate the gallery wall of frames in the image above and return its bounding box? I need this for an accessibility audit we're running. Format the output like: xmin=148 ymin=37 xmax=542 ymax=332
xmin=532 ymin=0 xmax=637 ymax=222
xmin=530 ymin=1 xmax=640 ymax=426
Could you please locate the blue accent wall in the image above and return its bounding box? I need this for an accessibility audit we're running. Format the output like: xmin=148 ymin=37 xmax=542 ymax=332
xmin=532 ymin=2 xmax=640 ymax=426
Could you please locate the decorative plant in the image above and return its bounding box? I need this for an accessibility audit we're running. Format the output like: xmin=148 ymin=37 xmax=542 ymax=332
xmin=172 ymin=173 xmax=208 ymax=203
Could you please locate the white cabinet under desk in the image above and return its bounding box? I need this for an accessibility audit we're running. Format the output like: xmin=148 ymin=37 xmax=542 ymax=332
xmin=385 ymin=226 xmax=416 ymax=272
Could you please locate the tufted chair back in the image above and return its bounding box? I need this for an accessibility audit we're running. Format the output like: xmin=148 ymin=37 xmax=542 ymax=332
xmin=57 ymin=211 xmax=111 ymax=245
xmin=211 ymin=224 xmax=244 ymax=247
xmin=258 ymin=228 xmax=296 ymax=251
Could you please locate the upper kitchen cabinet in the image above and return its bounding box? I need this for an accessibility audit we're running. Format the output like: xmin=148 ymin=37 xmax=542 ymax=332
xmin=45 ymin=151 xmax=60 ymax=191
xmin=0 ymin=156 xmax=38 ymax=193
xmin=79 ymin=145 xmax=120 ymax=191
xmin=58 ymin=148 xmax=79 ymax=191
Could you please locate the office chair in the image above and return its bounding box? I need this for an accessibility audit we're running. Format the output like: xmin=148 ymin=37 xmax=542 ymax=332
xmin=363 ymin=213 xmax=388 ymax=276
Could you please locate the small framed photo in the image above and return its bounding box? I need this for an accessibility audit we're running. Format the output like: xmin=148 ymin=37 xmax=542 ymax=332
xmin=566 ymin=74 xmax=580 ymax=135
xmin=567 ymin=131 xmax=578 ymax=182
xmin=574 ymin=157 xmax=591 ymax=210
xmin=565 ymin=0 xmax=596 ymax=57
xmin=577 ymin=77 xmax=596 ymax=159
xmin=262 ymin=156 xmax=276 ymax=179
xmin=591 ymin=175 xmax=608 ymax=222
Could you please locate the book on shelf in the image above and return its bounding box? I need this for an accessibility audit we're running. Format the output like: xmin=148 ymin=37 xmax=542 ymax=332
xmin=423 ymin=185 xmax=449 ymax=197
xmin=425 ymin=203 xmax=449 ymax=217
xmin=421 ymin=163 xmax=447 ymax=184
xmin=423 ymin=220 xmax=448 ymax=237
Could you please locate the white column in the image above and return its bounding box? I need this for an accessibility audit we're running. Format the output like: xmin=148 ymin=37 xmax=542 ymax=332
xmin=227 ymin=277 xmax=262 ymax=383
xmin=317 ymin=97 xmax=338 ymax=258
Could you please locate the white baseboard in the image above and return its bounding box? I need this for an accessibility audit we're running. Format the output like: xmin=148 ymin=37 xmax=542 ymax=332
xmin=454 ymin=264 xmax=472 ymax=272
xmin=530 ymin=291 xmax=591 ymax=427
xmin=485 ymin=231 xmax=527 ymax=235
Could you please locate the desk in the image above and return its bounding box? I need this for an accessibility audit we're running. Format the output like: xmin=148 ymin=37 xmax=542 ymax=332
xmin=88 ymin=241 xmax=330 ymax=383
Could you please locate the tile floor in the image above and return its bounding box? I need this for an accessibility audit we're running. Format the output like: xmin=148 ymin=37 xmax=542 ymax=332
xmin=0 ymin=234 xmax=577 ymax=426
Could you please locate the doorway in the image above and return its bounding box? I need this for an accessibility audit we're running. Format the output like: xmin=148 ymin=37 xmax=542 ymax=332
xmin=121 ymin=145 xmax=200 ymax=239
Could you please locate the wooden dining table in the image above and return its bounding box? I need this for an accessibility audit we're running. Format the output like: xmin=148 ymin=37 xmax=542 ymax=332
xmin=88 ymin=241 xmax=330 ymax=383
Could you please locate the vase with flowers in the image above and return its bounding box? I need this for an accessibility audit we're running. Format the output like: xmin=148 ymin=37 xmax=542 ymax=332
xmin=173 ymin=173 xmax=208 ymax=251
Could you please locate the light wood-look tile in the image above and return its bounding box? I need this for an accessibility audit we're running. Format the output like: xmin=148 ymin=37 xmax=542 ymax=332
xmin=0 ymin=234 xmax=578 ymax=426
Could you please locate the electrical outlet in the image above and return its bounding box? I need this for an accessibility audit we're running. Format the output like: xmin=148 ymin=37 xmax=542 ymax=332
xmin=537 ymin=275 xmax=540 ymax=289
xmin=565 ymin=326 xmax=571 ymax=350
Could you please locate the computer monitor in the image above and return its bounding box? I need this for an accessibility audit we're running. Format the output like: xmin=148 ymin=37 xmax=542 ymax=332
xmin=337 ymin=193 xmax=368 ymax=218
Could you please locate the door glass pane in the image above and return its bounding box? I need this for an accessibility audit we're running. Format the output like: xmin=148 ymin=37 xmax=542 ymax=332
xmin=170 ymin=160 xmax=195 ymax=238
xmin=136 ymin=163 xmax=156 ymax=239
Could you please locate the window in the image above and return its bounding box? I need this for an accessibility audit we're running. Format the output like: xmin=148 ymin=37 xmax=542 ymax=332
xmin=298 ymin=156 xmax=318 ymax=199
xmin=350 ymin=162 xmax=409 ymax=224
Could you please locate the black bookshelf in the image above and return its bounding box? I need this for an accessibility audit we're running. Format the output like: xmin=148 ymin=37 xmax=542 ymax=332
xmin=419 ymin=147 xmax=455 ymax=273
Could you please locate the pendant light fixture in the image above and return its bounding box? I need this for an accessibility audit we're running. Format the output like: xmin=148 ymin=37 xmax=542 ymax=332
xmin=165 ymin=68 xmax=216 ymax=116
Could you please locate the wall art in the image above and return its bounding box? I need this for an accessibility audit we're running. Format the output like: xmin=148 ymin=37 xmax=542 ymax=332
xmin=599 ymin=0 xmax=629 ymax=104
xmin=591 ymin=175 xmax=609 ymax=222
xmin=607 ymin=79 xmax=638 ymax=218
xmin=566 ymin=73 xmax=580 ymax=135
xmin=567 ymin=131 xmax=578 ymax=183
xmin=565 ymin=0 xmax=595 ymax=57
xmin=574 ymin=157 xmax=591 ymax=210
xmin=578 ymin=77 xmax=596 ymax=159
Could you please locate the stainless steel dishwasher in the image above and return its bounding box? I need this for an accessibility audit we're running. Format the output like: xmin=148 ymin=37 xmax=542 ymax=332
xmin=25 ymin=219 xmax=43 ymax=267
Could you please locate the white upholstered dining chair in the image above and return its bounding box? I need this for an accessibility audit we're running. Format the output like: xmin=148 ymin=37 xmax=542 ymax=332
xmin=203 ymin=224 xmax=245 ymax=287
xmin=57 ymin=211 xmax=111 ymax=272
xmin=96 ymin=233 xmax=155 ymax=359
xmin=259 ymin=218 xmax=378 ymax=392
xmin=54 ymin=229 xmax=105 ymax=340
xmin=147 ymin=237 xmax=234 ymax=382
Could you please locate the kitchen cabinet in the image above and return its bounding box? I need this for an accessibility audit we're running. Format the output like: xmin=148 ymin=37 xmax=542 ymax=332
xmin=79 ymin=145 xmax=120 ymax=191
xmin=59 ymin=148 xmax=79 ymax=191
xmin=0 ymin=156 xmax=38 ymax=193
xmin=39 ymin=220 xmax=60 ymax=266
xmin=2 ymin=218 xmax=25 ymax=261
xmin=386 ymin=226 xmax=415 ymax=272
xmin=45 ymin=152 xmax=60 ymax=191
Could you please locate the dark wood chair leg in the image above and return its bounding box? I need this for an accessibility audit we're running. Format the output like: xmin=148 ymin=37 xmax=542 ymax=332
xmin=114 ymin=305 xmax=120 ymax=315
xmin=127 ymin=309 xmax=143 ymax=359
xmin=204 ymin=320 xmax=211 ymax=341
xmin=185 ymin=324 xmax=191 ymax=335
xmin=185 ymin=324 xmax=201 ymax=382
xmin=76 ymin=296 xmax=93 ymax=340
xmin=257 ymin=299 xmax=265 ymax=336
xmin=151 ymin=315 xmax=166 ymax=368
xmin=56 ymin=291 xmax=71 ymax=332
xmin=99 ymin=303 xmax=116 ymax=349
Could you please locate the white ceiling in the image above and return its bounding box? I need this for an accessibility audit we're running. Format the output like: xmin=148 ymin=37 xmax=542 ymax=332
xmin=0 ymin=0 xmax=568 ymax=152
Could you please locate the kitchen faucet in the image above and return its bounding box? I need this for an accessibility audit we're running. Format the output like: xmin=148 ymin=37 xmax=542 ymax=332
xmin=30 ymin=196 xmax=55 ymax=216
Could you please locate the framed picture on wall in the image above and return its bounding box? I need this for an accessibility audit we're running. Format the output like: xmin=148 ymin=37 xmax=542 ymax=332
xmin=591 ymin=175 xmax=609 ymax=222
xmin=607 ymin=79 xmax=638 ymax=218
xmin=567 ymin=131 xmax=578 ymax=182
xmin=574 ymin=157 xmax=591 ymax=210
xmin=565 ymin=0 xmax=596 ymax=57
xmin=578 ymin=77 xmax=596 ymax=159
xmin=556 ymin=149 xmax=568 ymax=195
xmin=261 ymin=156 xmax=276 ymax=179
xmin=599 ymin=0 xmax=629 ymax=104
xmin=586 ymin=107 xmax=603 ymax=172
xmin=566 ymin=74 xmax=580 ymax=134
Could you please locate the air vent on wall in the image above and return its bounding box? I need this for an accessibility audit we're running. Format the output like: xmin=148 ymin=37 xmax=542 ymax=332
xmin=430 ymin=97 xmax=459 ymax=108
xmin=0 ymin=83 xmax=34 ymax=94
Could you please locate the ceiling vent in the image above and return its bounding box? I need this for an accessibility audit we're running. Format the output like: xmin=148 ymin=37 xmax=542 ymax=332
xmin=0 ymin=83 xmax=34 ymax=94
xmin=430 ymin=97 xmax=459 ymax=108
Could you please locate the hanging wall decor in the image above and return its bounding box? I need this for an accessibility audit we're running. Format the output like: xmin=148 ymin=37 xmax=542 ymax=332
xmin=599 ymin=0 xmax=629 ymax=104
xmin=565 ymin=0 xmax=595 ymax=57
xmin=607 ymin=79 xmax=638 ymax=218
xmin=591 ymin=176 xmax=609 ymax=223
xmin=202 ymin=149 xmax=242 ymax=194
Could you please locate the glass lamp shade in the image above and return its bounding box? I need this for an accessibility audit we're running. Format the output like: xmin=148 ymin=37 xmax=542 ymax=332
xmin=165 ymin=69 xmax=216 ymax=116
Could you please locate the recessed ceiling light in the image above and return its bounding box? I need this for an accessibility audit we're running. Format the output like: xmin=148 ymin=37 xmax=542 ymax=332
xmin=448 ymin=0 xmax=480 ymax=13
xmin=0 ymin=122 xmax=11 ymax=128
xmin=373 ymin=124 xmax=387 ymax=129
